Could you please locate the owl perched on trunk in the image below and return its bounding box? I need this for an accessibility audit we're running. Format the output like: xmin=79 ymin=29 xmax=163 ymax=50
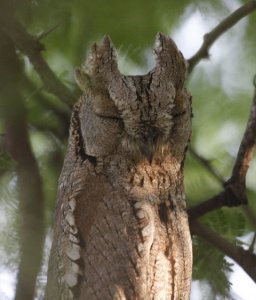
xmin=45 ymin=33 xmax=192 ymax=300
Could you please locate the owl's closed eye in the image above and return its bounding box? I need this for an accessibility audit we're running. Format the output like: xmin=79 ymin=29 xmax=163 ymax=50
xmin=75 ymin=34 xmax=191 ymax=162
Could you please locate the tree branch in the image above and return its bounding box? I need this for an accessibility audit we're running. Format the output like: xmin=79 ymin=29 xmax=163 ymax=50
xmin=0 ymin=5 xmax=77 ymax=106
xmin=190 ymin=219 xmax=256 ymax=282
xmin=189 ymin=77 xmax=256 ymax=219
xmin=229 ymin=75 xmax=256 ymax=185
xmin=188 ymin=1 xmax=256 ymax=74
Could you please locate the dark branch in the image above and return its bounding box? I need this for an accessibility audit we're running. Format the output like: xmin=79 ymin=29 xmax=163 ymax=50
xmin=0 ymin=8 xmax=77 ymax=106
xmin=188 ymin=189 xmax=245 ymax=219
xmin=188 ymin=1 xmax=256 ymax=74
xmin=229 ymin=75 xmax=256 ymax=184
xmin=189 ymin=78 xmax=256 ymax=218
xmin=190 ymin=219 xmax=256 ymax=282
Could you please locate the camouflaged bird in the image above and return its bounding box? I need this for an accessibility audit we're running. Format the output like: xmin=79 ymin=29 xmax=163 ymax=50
xmin=45 ymin=33 xmax=193 ymax=300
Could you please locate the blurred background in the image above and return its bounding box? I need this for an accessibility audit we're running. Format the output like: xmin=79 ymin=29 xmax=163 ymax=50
xmin=0 ymin=0 xmax=255 ymax=299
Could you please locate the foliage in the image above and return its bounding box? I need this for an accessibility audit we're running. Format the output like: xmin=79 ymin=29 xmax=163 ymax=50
xmin=193 ymin=237 xmax=233 ymax=297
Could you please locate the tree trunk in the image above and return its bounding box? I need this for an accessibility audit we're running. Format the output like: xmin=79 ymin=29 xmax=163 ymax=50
xmin=0 ymin=29 xmax=45 ymax=300
xmin=45 ymin=33 xmax=192 ymax=300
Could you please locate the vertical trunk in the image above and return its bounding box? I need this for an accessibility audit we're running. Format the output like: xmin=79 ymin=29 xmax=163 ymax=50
xmin=0 ymin=30 xmax=45 ymax=300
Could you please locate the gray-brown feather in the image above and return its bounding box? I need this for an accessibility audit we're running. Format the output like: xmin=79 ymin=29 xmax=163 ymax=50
xmin=45 ymin=33 xmax=192 ymax=300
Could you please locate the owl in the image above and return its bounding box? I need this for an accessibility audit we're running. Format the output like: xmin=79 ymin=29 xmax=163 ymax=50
xmin=45 ymin=33 xmax=192 ymax=300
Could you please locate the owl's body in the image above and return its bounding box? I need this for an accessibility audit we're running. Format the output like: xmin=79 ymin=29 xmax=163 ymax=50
xmin=45 ymin=34 xmax=192 ymax=300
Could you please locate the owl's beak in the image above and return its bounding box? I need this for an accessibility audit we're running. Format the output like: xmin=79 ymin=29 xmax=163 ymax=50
xmin=141 ymin=144 xmax=154 ymax=164
xmin=140 ymin=127 xmax=159 ymax=163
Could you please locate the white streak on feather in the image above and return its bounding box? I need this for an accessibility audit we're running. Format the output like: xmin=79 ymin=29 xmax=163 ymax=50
xmin=65 ymin=211 xmax=75 ymax=226
xmin=65 ymin=243 xmax=81 ymax=261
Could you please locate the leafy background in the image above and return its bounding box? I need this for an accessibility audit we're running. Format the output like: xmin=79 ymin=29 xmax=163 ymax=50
xmin=0 ymin=0 xmax=255 ymax=299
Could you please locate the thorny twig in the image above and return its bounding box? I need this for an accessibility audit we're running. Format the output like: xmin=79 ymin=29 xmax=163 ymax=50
xmin=37 ymin=22 xmax=63 ymax=40
xmin=186 ymin=7 xmax=256 ymax=283
xmin=0 ymin=10 xmax=76 ymax=106
xmin=187 ymin=0 xmax=256 ymax=74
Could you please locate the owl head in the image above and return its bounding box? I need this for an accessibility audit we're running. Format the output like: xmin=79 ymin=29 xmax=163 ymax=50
xmin=75 ymin=33 xmax=191 ymax=163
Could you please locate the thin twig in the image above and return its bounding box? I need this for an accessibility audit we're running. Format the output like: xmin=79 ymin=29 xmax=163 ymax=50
xmin=188 ymin=1 xmax=256 ymax=74
xmin=190 ymin=219 xmax=256 ymax=282
xmin=37 ymin=22 xmax=63 ymax=41
xmin=189 ymin=147 xmax=225 ymax=185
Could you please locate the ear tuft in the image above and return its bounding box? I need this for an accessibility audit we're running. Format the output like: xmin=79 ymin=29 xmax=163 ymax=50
xmin=154 ymin=32 xmax=165 ymax=51
xmin=153 ymin=33 xmax=187 ymax=88
xmin=81 ymin=35 xmax=119 ymax=81
xmin=100 ymin=35 xmax=112 ymax=50
xmin=154 ymin=32 xmax=177 ymax=54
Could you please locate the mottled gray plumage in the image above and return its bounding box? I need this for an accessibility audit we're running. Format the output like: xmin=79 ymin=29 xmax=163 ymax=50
xmin=45 ymin=33 xmax=192 ymax=300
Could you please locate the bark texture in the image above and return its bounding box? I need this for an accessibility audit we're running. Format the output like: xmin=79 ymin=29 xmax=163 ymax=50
xmin=45 ymin=33 xmax=192 ymax=300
